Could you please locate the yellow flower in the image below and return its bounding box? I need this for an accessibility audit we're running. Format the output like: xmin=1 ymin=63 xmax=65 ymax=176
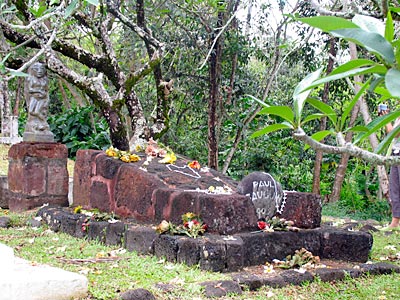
xmin=105 ymin=147 xmax=119 ymax=157
xmin=74 ymin=205 xmax=82 ymax=214
xmin=120 ymin=155 xmax=130 ymax=162
xmin=129 ymin=154 xmax=141 ymax=162
xmin=159 ymin=152 xmax=177 ymax=164
xmin=135 ymin=144 xmax=144 ymax=152
xmin=156 ymin=220 xmax=170 ymax=234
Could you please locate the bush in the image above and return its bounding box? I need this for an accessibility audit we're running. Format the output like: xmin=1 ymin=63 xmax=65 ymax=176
xmin=48 ymin=106 xmax=111 ymax=158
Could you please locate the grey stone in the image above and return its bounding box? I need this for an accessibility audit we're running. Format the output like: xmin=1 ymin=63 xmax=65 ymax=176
xmin=27 ymin=219 xmax=41 ymax=228
xmin=124 ymin=225 xmax=156 ymax=255
xmin=0 ymin=216 xmax=10 ymax=228
xmin=237 ymin=172 xmax=284 ymax=220
xmin=0 ymin=176 xmax=8 ymax=209
xmin=153 ymin=235 xmax=179 ymax=262
xmin=199 ymin=236 xmax=227 ymax=272
xmin=177 ymin=237 xmax=201 ymax=266
xmin=201 ymin=280 xmax=242 ymax=298
xmin=105 ymin=221 xmax=126 ymax=246
xmin=120 ymin=288 xmax=156 ymax=300
xmin=314 ymin=268 xmax=346 ymax=282
xmin=231 ymin=273 xmax=263 ymax=290
xmin=359 ymin=262 xmax=400 ymax=275
xmin=280 ymin=270 xmax=314 ymax=285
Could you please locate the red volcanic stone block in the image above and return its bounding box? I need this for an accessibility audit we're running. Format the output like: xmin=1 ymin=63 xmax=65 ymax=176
xmin=277 ymin=191 xmax=322 ymax=229
xmin=73 ymin=149 xmax=102 ymax=207
xmin=8 ymin=142 xmax=69 ymax=212
xmin=47 ymin=159 xmax=69 ymax=195
xmin=8 ymin=142 xmax=68 ymax=159
xmin=113 ymin=164 xmax=166 ymax=221
xmin=153 ymin=189 xmax=258 ymax=235
xmin=90 ymin=180 xmax=113 ymax=212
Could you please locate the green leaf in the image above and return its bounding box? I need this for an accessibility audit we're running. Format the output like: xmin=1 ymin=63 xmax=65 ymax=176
xmin=376 ymin=125 xmax=400 ymax=154
xmin=258 ymin=106 xmax=294 ymax=123
xmin=385 ymin=11 xmax=394 ymax=42
xmin=65 ymin=0 xmax=78 ymax=18
xmin=85 ymin=0 xmax=99 ymax=5
xmin=306 ymin=66 xmax=386 ymax=91
xmin=293 ymin=68 xmax=323 ymax=125
xmin=245 ymin=94 xmax=270 ymax=107
xmin=330 ymin=59 xmax=376 ymax=76
xmin=354 ymin=110 xmax=400 ymax=144
xmin=297 ymin=16 xmax=359 ymax=32
xmin=347 ymin=125 xmax=369 ymax=132
xmin=340 ymin=78 xmax=371 ymax=130
xmin=385 ymin=68 xmax=400 ymax=98
xmin=331 ymin=28 xmax=395 ymax=64
xmin=251 ymin=123 xmax=293 ymax=138
xmin=306 ymin=98 xmax=337 ymax=126
xmin=304 ymin=130 xmax=333 ymax=150
xmin=352 ymin=14 xmax=384 ymax=36
xmin=302 ymin=113 xmax=326 ymax=125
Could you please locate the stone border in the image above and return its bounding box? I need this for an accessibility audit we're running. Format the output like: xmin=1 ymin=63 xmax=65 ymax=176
xmin=37 ymin=206 xmax=376 ymax=274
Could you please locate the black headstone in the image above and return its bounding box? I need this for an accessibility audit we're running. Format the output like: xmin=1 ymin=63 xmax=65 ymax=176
xmin=237 ymin=172 xmax=284 ymax=220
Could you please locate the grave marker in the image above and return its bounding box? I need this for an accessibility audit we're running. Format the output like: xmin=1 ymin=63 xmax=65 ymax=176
xmin=237 ymin=172 xmax=285 ymax=220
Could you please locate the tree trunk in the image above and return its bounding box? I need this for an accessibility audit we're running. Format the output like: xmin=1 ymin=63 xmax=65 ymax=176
xmin=312 ymin=38 xmax=336 ymax=194
xmin=207 ymin=9 xmax=224 ymax=170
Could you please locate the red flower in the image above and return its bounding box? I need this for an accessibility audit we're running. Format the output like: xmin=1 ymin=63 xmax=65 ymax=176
xmin=202 ymin=224 xmax=208 ymax=231
xmin=188 ymin=160 xmax=201 ymax=169
xmin=257 ymin=221 xmax=268 ymax=230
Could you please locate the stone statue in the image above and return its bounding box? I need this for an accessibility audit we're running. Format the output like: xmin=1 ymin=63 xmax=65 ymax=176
xmin=23 ymin=62 xmax=54 ymax=142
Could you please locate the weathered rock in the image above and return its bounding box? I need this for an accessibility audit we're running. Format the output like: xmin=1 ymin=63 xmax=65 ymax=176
xmin=120 ymin=288 xmax=156 ymax=300
xmin=0 ymin=176 xmax=8 ymax=209
xmin=359 ymin=224 xmax=379 ymax=233
xmin=154 ymin=234 xmax=179 ymax=262
xmin=237 ymin=172 xmax=284 ymax=220
xmin=320 ymin=228 xmax=373 ymax=262
xmin=280 ymin=269 xmax=314 ymax=285
xmin=314 ymin=268 xmax=347 ymax=282
xmin=124 ymin=225 xmax=157 ymax=254
xmin=0 ymin=216 xmax=10 ymax=228
xmin=8 ymin=142 xmax=69 ymax=211
xmin=27 ymin=218 xmax=41 ymax=228
xmin=232 ymin=273 xmax=264 ymax=290
xmin=199 ymin=236 xmax=227 ymax=272
xmin=278 ymin=191 xmax=322 ymax=229
xmin=201 ymin=280 xmax=242 ymax=298
xmin=177 ymin=237 xmax=201 ymax=266
xmin=360 ymin=262 xmax=400 ymax=275
xmin=73 ymin=150 xmax=101 ymax=207
xmin=87 ymin=221 xmax=109 ymax=243
xmin=262 ymin=275 xmax=288 ymax=288
xmin=106 ymin=221 xmax=126 ymax=246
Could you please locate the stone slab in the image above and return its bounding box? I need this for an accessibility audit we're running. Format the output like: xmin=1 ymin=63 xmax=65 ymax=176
xmin=0 ymin=176 xmax=8 ymax=208
xmin=0 ymin=243 xmax=87 ymax=300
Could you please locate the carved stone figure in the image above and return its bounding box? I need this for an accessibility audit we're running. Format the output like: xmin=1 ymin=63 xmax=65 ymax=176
xmin=23 ymin=62 xmax=54 ymax=142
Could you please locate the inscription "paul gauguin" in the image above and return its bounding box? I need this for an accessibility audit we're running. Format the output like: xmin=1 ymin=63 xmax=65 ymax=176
xmin=251 ymin=180 xmax=274 ymax=201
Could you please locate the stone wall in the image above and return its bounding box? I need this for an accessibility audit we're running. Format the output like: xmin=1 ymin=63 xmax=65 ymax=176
xmin=73 ymin=149 xmax=322 ymax=234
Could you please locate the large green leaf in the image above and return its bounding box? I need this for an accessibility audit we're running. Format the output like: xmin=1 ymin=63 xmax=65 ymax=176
xmin=347 ymin=125 xmax=369 ymax=133
xmin=352 ymin=14 xmax=384 ymax=36
xmin=306 ymin=66 xmax=386 ymax=91
xmin=330 ymin=59 xmax=376 ymax=76
xmin=331 ymin=28 xmax=395 ymax=64
xmin=354 ymin=110 xmax=400 ymax=144
xmin=251 ymin=123 xmax=293 ymax=138
xmin=297 ymin=16 xmax=359 ymax=32
xmin=64 ymin=0 xmax=78 ymax=18
xmin=258 ymin=106 xmax=294 ymax=124
xmin=385 ymin=68 xmax=400 ymax=98
xmin=9 ymin=70 xmax=28 ymax=77
xmin=385 ymin=11 xmax=394 ymax=42
xmin=293 ymin=68 xmax=323 ymax=125
xmin=376 ymin=125 xmax=400 ymax=154
xmin=301 ymin=113 xmax=326 ymax=125
xmin=306 ymin=98 xmax=337 ymax=126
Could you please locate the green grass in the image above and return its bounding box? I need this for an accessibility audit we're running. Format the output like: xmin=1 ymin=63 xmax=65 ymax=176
xmin=1 ymin=209 xmax=400 ymax=300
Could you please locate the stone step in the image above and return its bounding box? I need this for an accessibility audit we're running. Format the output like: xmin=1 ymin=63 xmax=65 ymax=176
xmin=0 ymin=243 xmax=88 ymax=300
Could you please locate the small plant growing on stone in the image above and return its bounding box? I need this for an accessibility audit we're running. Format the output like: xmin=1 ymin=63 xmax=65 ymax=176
xmin=155 ymin=212 xmax=207 ymax=239
xmin=74 ymin=206 xmax=119 ymax=232
xmin=273 ymin=248 xmax=320 ymax=269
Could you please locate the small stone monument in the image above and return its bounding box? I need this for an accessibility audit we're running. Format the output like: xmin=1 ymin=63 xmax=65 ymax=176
xmin=237 ymin=172 xmax=285 ymax=220
xmin=7 ymin=61 xmax=69 ymax=212
xmin=23 ymin=62 xmax=54 ymax=142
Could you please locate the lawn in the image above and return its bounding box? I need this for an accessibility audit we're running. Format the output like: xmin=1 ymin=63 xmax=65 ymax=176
xmin=0 ymin=143 xmax=400 ymax=299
